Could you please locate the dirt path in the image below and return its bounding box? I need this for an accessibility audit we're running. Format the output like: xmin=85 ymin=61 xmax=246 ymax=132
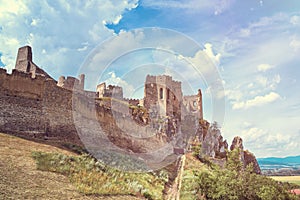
xmin=0 ymin=133 xmax=141 ymax=200
xmin=166 ymin=155 xmax=186 ymax=200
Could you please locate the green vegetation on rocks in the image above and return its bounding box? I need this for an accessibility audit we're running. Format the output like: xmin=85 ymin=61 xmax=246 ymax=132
xmin=190 ymin=149 xmax=298 ymax=200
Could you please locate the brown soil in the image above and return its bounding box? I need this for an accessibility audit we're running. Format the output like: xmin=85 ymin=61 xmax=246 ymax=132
xmin=0 ymin=133 xmax=142 ymax=200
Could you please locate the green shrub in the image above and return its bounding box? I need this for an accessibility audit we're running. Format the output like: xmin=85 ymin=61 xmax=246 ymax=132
xmin=193 ymin=149 xmax=298 ymax=200
xmin=31 ymin=151 xmax=167 ymax=199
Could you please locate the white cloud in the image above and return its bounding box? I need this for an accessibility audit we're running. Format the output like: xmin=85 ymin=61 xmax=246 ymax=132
xmin=289 ymin=38 xmax=300 ymax=51
xmin=232 ymin=92 xmax=280 ymax=110
xmin=290 ymin=15 xmax=300 ymax=25
xmin=256 ymin=75 xmax=268 ymax=87
xmin=269 ymin=74 xmax=281 ymax=90
xmin=239 ymin=28 xmax=251 ymax=37
xmin=203 ymin=43 xmax=221 ymax=66
xmin=141 ymin=0 xmax=234 ymax=15
xmin=224 ymin=89 xmax=243 ymax=101
xmin=30 ymin=18 xmax=39 ymax=26
xmin=241 ymin=126 xmax=298 ymax=157
xmin=257 ymin=64 xmax=274 ymax=72
xmin=104 ymin=71 xmax=135 ymax=97
xmin=0 ymin=0 xmax=29 ymax=18
xmin=0 ymin=0 xmax=139 ymax=75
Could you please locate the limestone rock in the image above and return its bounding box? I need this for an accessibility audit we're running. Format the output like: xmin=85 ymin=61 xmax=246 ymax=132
xmin=244 ymin=150 xmax=261 ymax=174
xmin=230 ymin=136 xmax=261 ymax=174
xmin=201 ymin=122 xmax=228 ymax=159
xmin=230 ymin=136 xmax=244 ymax=151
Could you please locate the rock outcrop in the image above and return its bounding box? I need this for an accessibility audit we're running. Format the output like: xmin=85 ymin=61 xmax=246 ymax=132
xmin=230 ymin=136 xmax=261 ymax=174
xmin=193 ymin=121 xmax=228 ymax=159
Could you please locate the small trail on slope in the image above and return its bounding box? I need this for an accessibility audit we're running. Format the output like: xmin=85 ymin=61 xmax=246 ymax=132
xmin=165 ymin=154 xmax=186 ymax=200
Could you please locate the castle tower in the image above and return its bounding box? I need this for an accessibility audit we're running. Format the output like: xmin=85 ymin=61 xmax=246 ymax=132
xmin=144 ymin=75 xmax=182 ymax=119
xmin=14 ymin=46 xmax=53 ymax=79
xmin=15 ymin=46 xmax=33 ymax=73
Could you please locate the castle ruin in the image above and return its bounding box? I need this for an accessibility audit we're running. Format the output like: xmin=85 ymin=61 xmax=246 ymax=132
xmin=0 ymin=46 xmax=205 ymax=157
xmin=0 ymin=46 xmax=263 ymax=173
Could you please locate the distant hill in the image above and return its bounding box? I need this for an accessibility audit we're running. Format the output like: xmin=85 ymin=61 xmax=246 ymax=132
xmin=257 ymin=155 xmax=300 ymax=176
xmin=258 ymin=155 xmax=300 ymax=169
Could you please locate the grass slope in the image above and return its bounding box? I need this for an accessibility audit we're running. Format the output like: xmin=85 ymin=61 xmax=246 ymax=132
xmin=0 ymin=133 xmax=142 ymax=200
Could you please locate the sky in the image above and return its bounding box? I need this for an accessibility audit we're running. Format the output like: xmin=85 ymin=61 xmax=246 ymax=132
xmin=0 ymin=0 xmax=300 ymax=158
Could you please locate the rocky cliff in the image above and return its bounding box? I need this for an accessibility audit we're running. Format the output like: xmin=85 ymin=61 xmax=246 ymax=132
xmin=230 ymin=136 xmax=261 ymax=174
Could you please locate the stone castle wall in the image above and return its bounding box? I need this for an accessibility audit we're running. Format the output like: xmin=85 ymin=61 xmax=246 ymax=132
xmin=0 ymin=67 xmax=165 ymax=152
xmin=0 ymin=68 xmax=81 ymax=145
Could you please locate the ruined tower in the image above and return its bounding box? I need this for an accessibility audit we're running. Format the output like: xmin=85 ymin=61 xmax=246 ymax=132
xmin=57 ymin=74 xmax=85 ymax=91
xmin=96 ymin=82 xmax=123 ymax=99
xmin=143 ymin=75 xmax=182 ymax=119
xmin=182 ymin=89 xmax=203 ymax=119
xmin=15 ymin=46 xmax=32 ymax=73
xmin=15 ymin=46 xmax=52 ymax=79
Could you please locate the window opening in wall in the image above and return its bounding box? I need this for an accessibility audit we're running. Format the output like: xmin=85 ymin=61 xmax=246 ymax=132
xmin=193 ymin=101 xmax=197 ymax=107
xmin=26 ymin=61 xmax=30 ymax=73
xmin=167 ymin=88 xmax=170 ymax=100
xmin=160 ymin=88 xmax=163 ymax=99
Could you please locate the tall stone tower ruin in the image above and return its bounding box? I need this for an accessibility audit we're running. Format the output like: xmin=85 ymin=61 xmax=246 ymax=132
xmin=144 ymin=75 xmax=182 ymax=119
xmin=15 ymin=46 xmax=52 ymax=79
xmin=143 ymin=74 xmax=203 ymax=121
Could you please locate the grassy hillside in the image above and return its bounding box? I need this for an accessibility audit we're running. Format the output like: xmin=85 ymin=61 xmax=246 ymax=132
xmin=0 ymin=133 xmax=143 ymax=200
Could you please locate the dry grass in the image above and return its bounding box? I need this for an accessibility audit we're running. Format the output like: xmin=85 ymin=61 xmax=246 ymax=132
xmin=270 ymin=176 xmax=300 ymax=186
xmin=0 ymin=133 xmax=142 ymax=200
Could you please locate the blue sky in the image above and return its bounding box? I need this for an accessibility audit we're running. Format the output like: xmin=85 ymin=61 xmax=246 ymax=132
xmin=0 ymin=0 xmax=300 ymax=157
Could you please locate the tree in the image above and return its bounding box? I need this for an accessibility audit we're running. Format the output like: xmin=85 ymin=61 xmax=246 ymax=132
xmin=193 ymin=147 xmax=298 ymax=199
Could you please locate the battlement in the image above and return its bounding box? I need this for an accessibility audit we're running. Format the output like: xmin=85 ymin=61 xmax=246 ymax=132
xmin=96 ymin=82 xmax=123 ymax=99
xmin=0 ymin=67 xmax=7 ymax=74
xmin=146 ymin=74 xmax=181 ymax=85
xmin=57 ymin=74 xmax=85 ymax=91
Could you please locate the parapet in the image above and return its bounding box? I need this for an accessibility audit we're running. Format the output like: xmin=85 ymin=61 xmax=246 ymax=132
xmin=0 ymin=67 xmax=7 ymax=75
xmin=57 ymin=74 xmax=85 ymax=91
xmin=96 ymin=82 xmax=123 ymax=99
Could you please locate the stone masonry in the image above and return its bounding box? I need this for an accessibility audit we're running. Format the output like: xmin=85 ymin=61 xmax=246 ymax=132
xmin=0 ymin=46 xmax=203 ymax=153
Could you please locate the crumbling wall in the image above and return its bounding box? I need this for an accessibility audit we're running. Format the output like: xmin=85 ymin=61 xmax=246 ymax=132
xmin=57 ymin=75 xmax=85 ymax=91
xmin=182 ymin=89 xmax=203 ymax=120
xmin=0 ymin=68 xmax=166 ymax=152
xmin=15 ymin=46 xmax=53 ymax=79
